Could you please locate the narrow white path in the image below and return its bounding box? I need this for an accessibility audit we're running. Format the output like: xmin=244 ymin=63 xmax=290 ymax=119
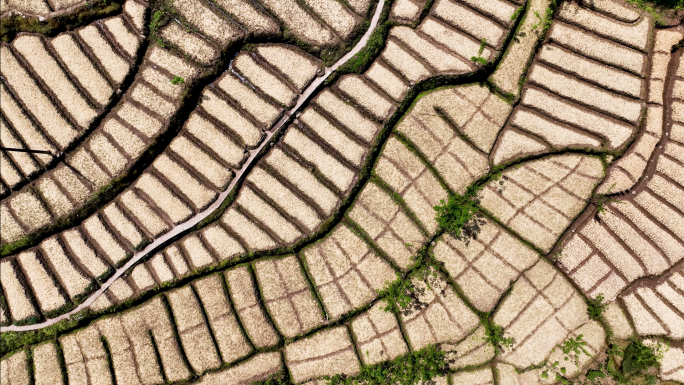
xmin=1 ymin=0 xmax=386 ymax=333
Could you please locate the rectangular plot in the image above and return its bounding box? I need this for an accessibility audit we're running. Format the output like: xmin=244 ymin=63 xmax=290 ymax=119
xmin=285 ymin=326 xmax=359 ymax=383
xmin=134 ymin=173 xmax=192 ymax=224
xmin=1 ymin=121 xmax=39 ymax=177
xmin=37 ymin=176 xmax=74 ymax=218
xmin=315 ymin=89 xmax=380 ymax=142
xmin=1 ymin=152 xmax=23 ymax=188
xmin=224 ymin=266 xmax=280 ymax=348
xmin=521 ymin=87 xmax=633 ymax=149
xmin=196 ymin=352 xmax=281 ymax=385
xmin=172 ymin=0 xmax=241 ymax=46
xmin=120 ymin=190 xmax=169 ymax=237
xmin=1 ymin=350 xmax=30 ymax=385
xmin=419 ymin=17 xmax=492 ymax=63
xmin=95 ymin=317 xmax=142 ymax=385
xmin=116 ymin=103 xmax=163 ymax=138
xmin=433 ymin=0 xmax=507 ymax=47
xmin=180 ymin=235 xmax=215 ymax=269
xmin=88 ymin=133 xmax=128 ymax=176
xmin=234 ymin=53 xmax=295 ymax=107
xmin=53 ymin=165 xmax=91 ymax=204
xmin=40 ymin=237 xmax=91 ymax=300
xmin=217 ymin=72 xmax=280 ymax=126
xmin=201 ymin=90 xmax=262 ymax=147
xmin=170 ymin=135 xmax=232 ymax=190
xmin=221 ymin=208 xmax=276 ymax=251
xmin=62 ymin=229 xmax=111 ymax=279
xmin=284 ymin=128 xmax=355 ymax=191
xmin=0 ymin=84 xmax=54 ymax=164
xmin=185 ymin=114 xmax=245 ymax=168
xmin=130 ymin=84 xmax=175 ymax=118
xmin=193 ymin=274 xmax=251 ymax=363
xmin=13 ymin=35 xmax=97 ymax=128
xmin=265 ymin=148 xmax=338 ymax=215
xmin=119 ymin=309 xmax=165 ymax=384
xmin=0 ymin=259 xmax=38 ymax=322
xmin=83 ymin=215 xmax=128 ymax=265
xmin=248 ymin=167 xmax=320 ymax=231
xmin=201 ymin=225 xmax=244 ymax=261
xmin=167 ymin=286 xmax=221 ymax=373
xmin=365 ymin=60 xmax=408 ymax=101
xmin=392 ymin=26 xmax=470 ymax=73
xmin=548 ymin=22 xmax=645 ymax=75
xmin=103 ymin=203 xmax=144 ymax=248
xmin=148 ymin=46 xmax=198 ymax=80
xmin=104 ymin=16 xmax=140 ymax=57
xmin=50 ymin=34 xmax=113 ymax=106
xmin=103 ymin=119 xmax=146 ymax=158
xmin=259 ymin=0 xmax=335 ymax=46
xmin=237 ymin=187 xmax=302 ymax=243
xmin=0 ymin=46 xmax=78 ymax=148
xmin=303 ymin=0 xmax=357 ymax=38
xmin=382 ymin=39 xmax=431 ymax=83
xmin=33 ymin=342 xmax=64 ymax=385
xmin=17 ymin=251 xmax=66 ymax=313
xmin=300 ymin=108 xmax=366 ymax=167
xmin=78 ymin=25 xmax=130 ymax=84
xmin=153 ymin=154 xmax=216 ymax=210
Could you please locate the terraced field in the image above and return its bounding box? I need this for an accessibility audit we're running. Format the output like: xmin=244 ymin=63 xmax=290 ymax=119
xmin=1 ymin=0 xmax=684 ymax=384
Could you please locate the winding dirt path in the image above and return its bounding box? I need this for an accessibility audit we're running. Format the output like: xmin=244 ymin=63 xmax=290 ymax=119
xmin=0 ymin=0 xmax=386 ymax=333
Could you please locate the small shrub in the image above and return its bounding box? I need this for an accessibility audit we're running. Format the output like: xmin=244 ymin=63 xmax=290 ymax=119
xmin=586 ymin=293 xmax=606 ymax=321
xmin=482 ymin=321 xmax=514 ymax=353
xmin=434 ymin=191 xmax=485 ymax=244
xmin=622 ymin=340 xmax=658 ymax=374
xmin=171 ymin=76 xmax=185 ymax=85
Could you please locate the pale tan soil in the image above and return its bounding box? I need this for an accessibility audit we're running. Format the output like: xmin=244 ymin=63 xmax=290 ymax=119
xmin=520 ymin=87 xmax=633 ymax=150
xmin=33 ymin=342 xmax=63 ymax=385
xmin=433 ymin=0 xmax=507 ymax=47
xmin=285 ymin=326 xmax=360 ymax=383
xmin=135 ymin=173 xmax=192 ymax=223
xmin=1 ymin=46 xmax=78 ymax=149
xmin=197 ymin=352 xmax=282 ymax=385
xmin=172 ymin=0 xmax=240 ymax=46
xmin=581 ymin=0 xmax=640 ymax=22
xmin=235 ymin=53 xmax=297 ymax=107
xmin=165 ymin=245 xmax=190 ymax=276
xmin=492 ymin=128 xmax=549 ymax=165
xmin=181 ymin=235 xmax=215 ymax=269
xmin=443 ymin=326 xmax=495 ymax=369
xmin=130 ymin=83 xmax=175 ymax=118
xmin=148 ymin=46 xmax=199 ymax=80
xmin=153 ymin=153 xmax=216 ymax=209
xmin=0 ymin=259 xmax=38 ymax=322
xmin=201 ymin=89 xmax=263 ymax=147
xmin=79 ymin=25 xmax=130 ymax=84
xmin=0 ymin=121 xmax=39 ymax=178
xmin=170 ymin=136 xmax=231 ymax=190
xmin=351 ymin=302 xmax=408 ymax=365
xmin=338 ymin=75 xmax=394 ymax=120
xmin=36 ymin=177 xmax=72 ymax=217
xmin=511 ymin=109 xmax=602 ymax=149
xmin=382 ymin=39 xmax=431 ymax=83
xmin=141 ymin=67 xmax=181 ymax=99
xmin=257 ymin=45 xmax=321 ymax=90
xmin=212 ymin=0 xmax=278 ymax=35
xmin=390 ymin=0 xmax=422 ymax=22
xmin=221 ymin=207 xmax=276 ymax=251
xmin=236 ymin=187 xmax=302 ymax=243
xmin=548 ymin=22 xmax=646 ymax=75
xmin=130 ymin=264 xmax=154 ymax=290
xmin=0 ymin=350 xmax=30 ymax=385
xmin=602 ymin=301 xmax=634 ymax=339
xmin=391 ymin=26 xmax=470 ymax=73
xmin=200 ymin=224 xmax=244 ymax=261
xmin=104 ymin=16 xmax=139 ymax=57
xmin=217 ymin=73 xmax=280 ymax=126
xmin=365 ymin=60 xmax=408 ymax=101
xmin=303 ymin=0 xmax=357 ymax=38
xmin=433 ymin=219 xmax=539 ymax=312
xmin=116 ymin=103 xmax=163 ymax=138
xmin=10 ymin=191 xmax=52 ymax=231
xmin=660 ymin=344 xmax=684 ymax=382
xmin=299 ymin=108 xmax=366 ymax=166
xmin=490 ymin=0 xmax=552 ymax=97
xmin=88 ymin=133 xmax=127 ymax=176
xmin=0 ymin=152 xmax=24 ymax=188
xmin=401 ymin=270 xmax=480 ymax=350
xmin=248 ymin=167 xmax=319 ymax=231
xmin=315 ymin=89 xmax=380 ymax=143
xmin=260 ymin=0 xmax=335 ymax=46
xmin=13 ymin=35 xmax=97 ymax=128
xmin=123 ymin=0 xmax=146 ymax=31
xmin=83 ymin=215 xmax=128 ymax=265
xmin=2 ymin=0 xmax=49 ymax=15
xmin=451 ymin=367 xmax=494 ymax=385
xmin=160 ymin=23 xmax=218 ymax=63
xmin=283 ymin=127 xmax=355 ymax=191
xmin=302 ymin=223 xmax=396 ymax=319
xmin=185 ymin=114 xmax=245 ymax=168
xmin=120 ymin=190 xmax=168 ymax=237
xmin=0 ymin=84 xmax=54 ymax=164
xmin=40 ymin=237 xmax=90 ymax=299
xmin=224 ymin=266 xmax=279 ymax=348
xmin=62 ymin=228 xmax=110 ymax=278
xmin=558 ymin=1 xmax=651 ymax=51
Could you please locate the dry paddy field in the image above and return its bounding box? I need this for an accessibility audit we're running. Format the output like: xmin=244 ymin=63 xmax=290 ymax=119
xmin=6 ymin=0 xmax=684 ymax=384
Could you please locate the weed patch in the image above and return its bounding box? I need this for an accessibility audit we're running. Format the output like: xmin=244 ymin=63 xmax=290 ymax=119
xmin=324 ymin=345 xmax=452 ymax=385
xmin=585 ymin=293 xmax=606 ymax=321
xmin=433 ymin=187 xmax=485 ymax=245
xmin=481 ymin=319 xmax=514 ymax=353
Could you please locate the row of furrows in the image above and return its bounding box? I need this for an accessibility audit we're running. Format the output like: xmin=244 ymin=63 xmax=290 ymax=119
xmin=0 ymin=0 xmax=523 ymax=327
xmin=0 ymin=0 xmax=381 ymax=251
xmin=554 ymin=37 xmax=684 ymax=342
xmin=0 ymin=0 xmax=147 ymax=197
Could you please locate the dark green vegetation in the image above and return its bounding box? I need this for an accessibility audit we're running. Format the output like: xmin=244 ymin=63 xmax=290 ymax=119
xmin=324 ymin=345 xmax=451 ymax=385
xmin=622 ymin=340 xmax=659 ymax=375
xmin=0 ymin=0 xmax=123 ymax=42
xmin=481 ymin=320 xmax=514 ymax=354
xmin=433 ymin=189 xmax=484 ymax=245
xmin=171 ymin=75 xmax=185 ymax=84
xmin=586 ymin=293 xmax=606 ymax=321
